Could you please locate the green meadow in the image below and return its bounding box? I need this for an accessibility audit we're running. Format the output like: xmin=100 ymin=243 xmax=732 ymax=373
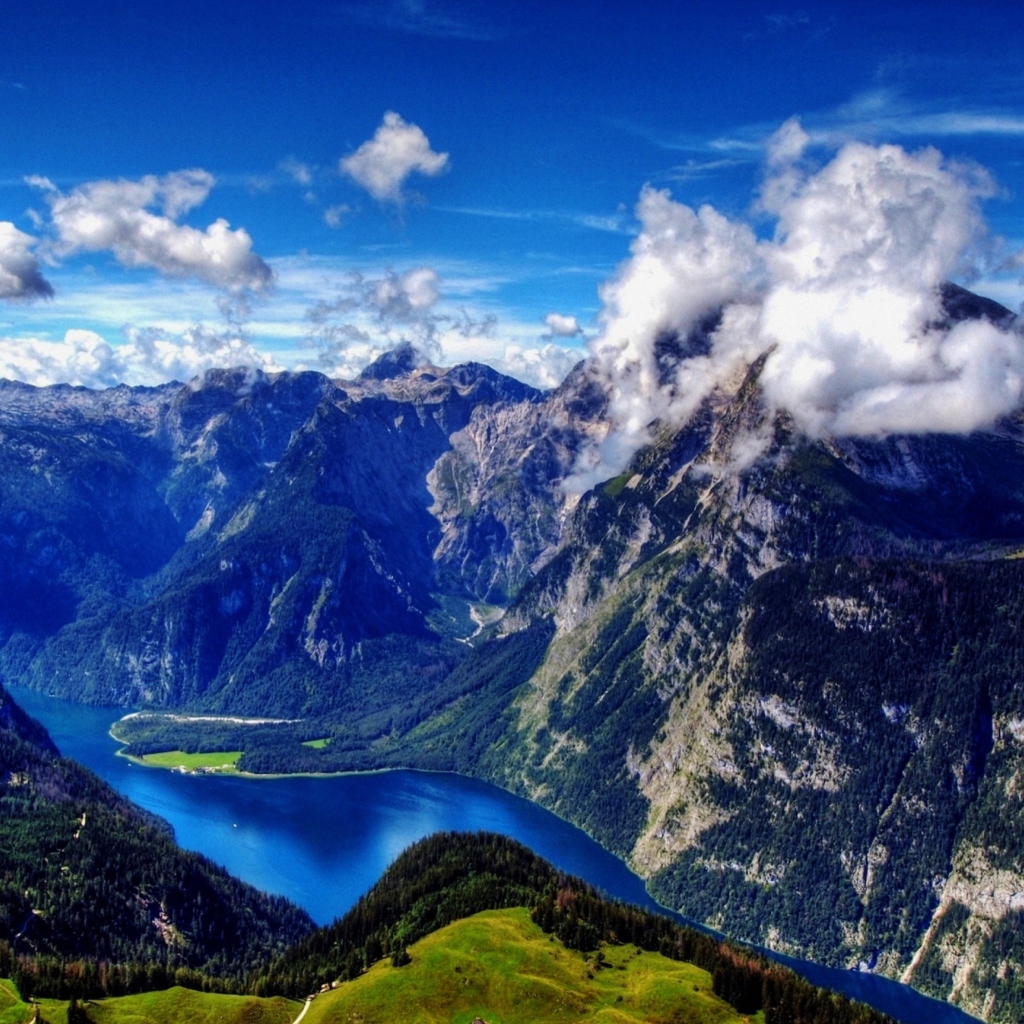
xmin=304 ymin=908 xmax=760 ymax=1024
xmin=139 ymin=750 xmax=242 ymax=772
xmin=0 ymin=979 xmax=298 ymax=1024
xmin=1 ymin=909 xmax=760 ymax=1024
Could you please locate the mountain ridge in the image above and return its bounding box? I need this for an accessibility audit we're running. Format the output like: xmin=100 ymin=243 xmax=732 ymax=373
xmin=2 ymin=285 xmax=1024 ymax=1020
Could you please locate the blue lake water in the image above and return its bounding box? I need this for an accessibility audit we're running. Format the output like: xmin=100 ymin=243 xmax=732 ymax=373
xmin=10 ymin=685 xmax=977 ymax=1024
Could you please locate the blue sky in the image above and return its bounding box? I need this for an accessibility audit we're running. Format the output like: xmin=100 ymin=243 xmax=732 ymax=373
xmin=1 ymin=0 xmax=1023 ymax=388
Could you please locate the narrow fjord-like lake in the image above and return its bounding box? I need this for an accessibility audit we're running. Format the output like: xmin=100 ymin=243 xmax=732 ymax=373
xmin=12 ymin=686 xmax=977 ymax=1024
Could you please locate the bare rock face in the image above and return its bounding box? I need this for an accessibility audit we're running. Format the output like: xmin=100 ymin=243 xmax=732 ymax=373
xmin=428 ymin=360 xmax=609 ymax=603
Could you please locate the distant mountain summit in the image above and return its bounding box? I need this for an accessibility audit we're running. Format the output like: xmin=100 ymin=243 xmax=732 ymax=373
xmin=357 ymin=340 xmax=421 ymax=380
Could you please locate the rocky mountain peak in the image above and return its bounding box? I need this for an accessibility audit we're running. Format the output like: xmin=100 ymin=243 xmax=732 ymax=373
xmin=357 ymin=341 xmax=421 ymax=381
xmin=939 ymin=281 xmax=1016 ymax=328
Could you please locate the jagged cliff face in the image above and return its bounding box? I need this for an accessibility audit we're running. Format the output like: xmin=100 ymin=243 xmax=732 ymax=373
xmin=0 ymin=356 xmax=600 ymax=711
xmin=428 ymin=360 xmax=609 ymax=602
xmin=478 ymin=356 xmax=1024 ymax=1022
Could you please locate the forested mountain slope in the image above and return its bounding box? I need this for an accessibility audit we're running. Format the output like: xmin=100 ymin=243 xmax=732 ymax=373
xmin=0 ymin=683 xmax=313 ymax=987
xmin=0 ymin=355 xmax=587 ymax=713
xmin=2 ymin=829 xmax=903 ymax=1024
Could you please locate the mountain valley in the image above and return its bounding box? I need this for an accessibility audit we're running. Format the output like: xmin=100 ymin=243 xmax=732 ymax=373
xmin=0 ymin=688 xmax=897 ymax=1024
xmin=3 ymin=289 xmax=1024 ymax=1021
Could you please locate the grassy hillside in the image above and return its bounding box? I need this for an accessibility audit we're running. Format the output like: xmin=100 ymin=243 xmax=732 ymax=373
xmin=0 ymin=907 xmax=899 ymax=1024
xmin=0 ymin=911 xmax=748 ymax=1024
xmin=302 ymin=908 xmax=753 ymax=1024
xmin=253 ymin=833 xmax=892 ymax=1024
xmin=0 ymin=978 xmax=298 ymax=1024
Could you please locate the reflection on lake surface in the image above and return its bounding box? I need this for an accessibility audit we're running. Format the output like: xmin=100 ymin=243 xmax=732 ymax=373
xmin=10 ymin=685 xmax=977 ymax=1024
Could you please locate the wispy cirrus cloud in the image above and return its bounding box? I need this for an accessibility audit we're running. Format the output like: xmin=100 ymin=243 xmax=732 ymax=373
xmin=279 ymin=157 xmax=313 ymax=186
xmin=819 ymin=93 xmax=1024 ymax=141
xmin=624 ymin=89 xmax=1024 ymax=166
xmin=436 ymin=204 xmax=634 ymax=235
xmin=340 ymin=0 xmax=499 ymax=41
xmin=742 ymin=10 xmax=836 ymax=42
xmin=665 ymin=157 xmax=748 ymax=182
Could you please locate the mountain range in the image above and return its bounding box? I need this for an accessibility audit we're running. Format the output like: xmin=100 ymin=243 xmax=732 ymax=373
xmin=2 ymin=285 xmax=1023 ymax=1022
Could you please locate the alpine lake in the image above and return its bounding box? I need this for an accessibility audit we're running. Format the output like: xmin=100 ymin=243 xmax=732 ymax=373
xmin=10 ymin=685 xmax=977 ymax=1024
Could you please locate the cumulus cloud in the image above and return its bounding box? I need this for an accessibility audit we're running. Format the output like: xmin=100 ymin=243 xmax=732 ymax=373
xmin=31 ymin=170 xmax=273 ymax=291
xmin=0 ymin=323 xmax=276 ymax=389
xmin=544 ymin=312 xmax=582 ymax=337
xmin=305 ymin=266 xmax=502 ymax=377
xmin=0 ymin=222 xmax=53 ymax=300
xmin=572 ymin=124 xmax=1023 ymax=488
xmin=307 ymin=266 xmax=443 ymax=373
xmin=501 ymin=342 xmax=581 ymax=389
xmin=340 ymin=112 xmax=449 ymax=202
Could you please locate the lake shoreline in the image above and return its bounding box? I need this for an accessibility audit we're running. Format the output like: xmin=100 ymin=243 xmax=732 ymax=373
xmin=12 ymin=684 xmax=981 ymax=1024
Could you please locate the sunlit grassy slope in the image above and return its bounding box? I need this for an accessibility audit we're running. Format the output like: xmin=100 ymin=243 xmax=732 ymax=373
xmin=0 ymin=980 xmax=30 ymax=1024
xmin=1 ymin=910 xmax=759 ymax=1024
xmin=304 ymin=908 xmax=758 ymax=1024
xmin=0 ymin=979 xmax=298 ymax=1024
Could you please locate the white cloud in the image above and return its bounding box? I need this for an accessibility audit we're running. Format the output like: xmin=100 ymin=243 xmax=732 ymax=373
xmin=24 ymin=174 xmax=56 ymax=191
xmin=0 ymin=323 xmax=277 ymax=389
xmin=341 ymin=1 xmax=498 ymax=42
xmin=437 ymin=204 xmax=633 ymax=235
xmin=667 ymin=157 xmax=746 ymax=182
xmin=766 ymin=116 xmax=810 ymax=166
xmin=633 ymin=90 xmax=1024 ymax=167
xmin=570 ymin=125 xmax=1024 ymax=489
xmin=501 ymin=342 xmax=580 ymax=389
xmin=373 ymin=265 xmax=440 ymax=315
xmin=32 ymin=170 xmax=273 ymax=291
xmin=279 ymin=157 xmax=313 ymax=185
xmin=0 ymin=222 xmax=52 ymax=300
xmin=323 ymin=203 xmax=350 ymax=228
xmin=299 ymin=263 xmax=576 ymax=384
xmin=118 ymin=323 xmax=277 ymax=384
xmin=818 ymin=91 xmax=1024 ymax=142
xmin=307 ymin=266 xmax=458 ymax=371
xmin=544 ymin=312 xmax=582 ymax=337
xmin=341 ymin=112 xmax=449 ymax=202
xmin=0 ymin=330 xmax=122 ymax=387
